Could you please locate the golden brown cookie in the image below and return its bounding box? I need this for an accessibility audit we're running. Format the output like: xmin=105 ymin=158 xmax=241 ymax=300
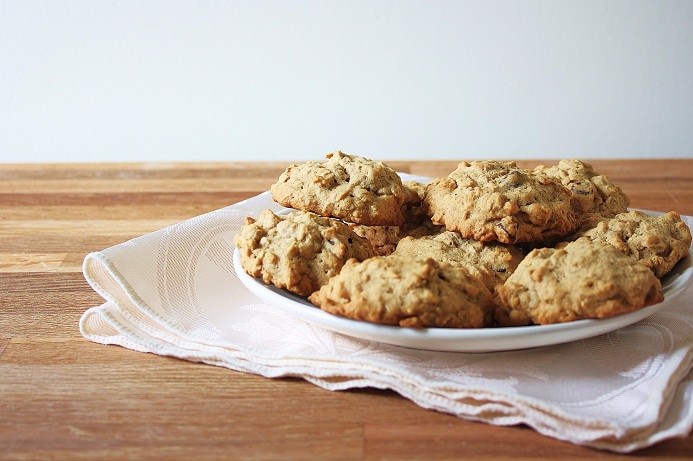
xmin=495 ymin=239 xmax=663 ymax=326
xmin=233 ymin=209 xmax=375 ymax=297
xmin=534 ymin=159 xmax=630 ymax=218
xmin=392 ymin=230 xmax=525 ymax=293
xmin=422 ymin=161 xmax=579 ymax=244
xmin=402 ymin=179 xmax=427 ymax=202
xmin=345 ymin=223 xmax=406 ymax=256
xmin=346 ymin=219 xmax=441 ymax=257
xmin=565 ymin=210 xmax=692 ymax=278
xmin=308 ymin=255 xmax=495 ymax=328
xmin=343 ymin=179 xmax=439 ymax=256
xmin=270 ymin=151 xmax=408 ymax=226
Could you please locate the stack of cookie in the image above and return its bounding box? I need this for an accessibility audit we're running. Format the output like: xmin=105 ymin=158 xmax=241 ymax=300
xmin=234 ymin=152 xmax=692 ymax=329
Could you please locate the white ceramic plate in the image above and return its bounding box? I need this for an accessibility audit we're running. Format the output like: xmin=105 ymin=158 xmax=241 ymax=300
xmin=233 ymin=216 xmax=693 ymax=353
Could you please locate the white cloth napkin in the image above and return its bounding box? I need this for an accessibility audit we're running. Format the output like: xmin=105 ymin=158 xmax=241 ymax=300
xmin=79 ymin=180 xmax=693 ymax=453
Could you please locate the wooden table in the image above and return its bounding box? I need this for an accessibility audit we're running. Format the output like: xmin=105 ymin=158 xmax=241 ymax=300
xmin=1 ymin=159 xmax=692 ymax=460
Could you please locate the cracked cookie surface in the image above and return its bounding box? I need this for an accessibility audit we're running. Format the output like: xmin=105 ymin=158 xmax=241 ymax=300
xmin=422 ymin=161 xmax=579 ymax=244
xmin=534 ymin=159 xmax=630 ymax=218
xmin=565 ymin=210 xmax=691 ymax=278
xmin=392 ymin=230 xmax=525 ymax=293
xmin=234 ymin=209 xmax=375 ymax=296
xmin=308 ymin=254 xmax=495 ymax=328
xmin=271 ymin=151 xmax=409 ymax=226
xmin=495 ymin=239 xmax=663 ymax=326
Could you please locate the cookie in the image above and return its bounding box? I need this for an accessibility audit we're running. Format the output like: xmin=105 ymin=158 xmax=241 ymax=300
xmin=422 ymin=161 xmax=579 ymax=244
xmin=402 ymin=179 xmax=427 ymax=203
xmin=271 ymin=151 xmax=408 ymax=226
xmin=308 ymin=255 xmax=495 ymax=328
xmin=565 ymin=210 xmax=692 ymax=278
xmin=345 ymin=224 xmax=406 ymax=256
xmin=495 ymin=239 xmax=663 ymax=326
xmin=347 ymin=219 xmax=442 ymax=256
xmin=344 ymin=180 xmax=439 ymax=256
xmin=345 ymin=222 xmax=442 ymax=256
xmin=534 ymin=159 xmax=630 ymax=218
xmin=392 ymin=230 xmax=525 ymax=293
xmin=233 ymin=209 xmax=375 ymax=297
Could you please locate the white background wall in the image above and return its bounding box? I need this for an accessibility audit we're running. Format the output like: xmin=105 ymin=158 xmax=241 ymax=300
xmin=2 ymin=0 xmax=692 ymax=163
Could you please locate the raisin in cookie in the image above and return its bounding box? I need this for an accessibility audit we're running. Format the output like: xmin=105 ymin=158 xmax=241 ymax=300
xmin=308 ymin=255 xmax=495 ymax=328
xmin=495 ymin=239 xmax=663 ymax=326
xmin=534 ymin=159 xmax=630 ymax=218
xmin=392 ymin=230 xmax=525 ymax=293
xmin=234 ymin=209 xmax=375 ymax=297
xmin=271 ymin=151 xmax=408 ymax=226
xmin=422 ymin=161 xmax=579 ymax=244
xmin=565 ymin=210 xmax=692 ymax=278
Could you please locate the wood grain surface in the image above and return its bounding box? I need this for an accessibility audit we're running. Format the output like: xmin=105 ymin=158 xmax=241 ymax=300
xmin=1 ymin=159 xmax=692 ymax=460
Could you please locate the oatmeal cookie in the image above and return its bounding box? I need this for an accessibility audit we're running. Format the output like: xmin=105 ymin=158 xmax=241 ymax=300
xmin=422 ymin=161 xmax=579 ymax=244
xmin=534 ymin=159 xmax=630 ymax=218
xmin=345 ymin=180 xmax=438 ymax=256
xmin=495 ymin=239 xmax=663 ymax=326
xmin=271 ymin=151 xmax=408 ymax=226
xmin=346 ymin=221 xmax=441 ymax=256
xmin=308 ymin=255 xmax=495 ymax=328
xmin=565 ymin=210 xmax=691 ymax=278
xmin=402 ymin=179 xmax=427 ymax=203
xmin=392 ymin=230 xmax=525 ymax=293
xmin=233 ymin=209 xmax=375 ymax=297
xmin=345 ymin=224 xmax=406 ymax=256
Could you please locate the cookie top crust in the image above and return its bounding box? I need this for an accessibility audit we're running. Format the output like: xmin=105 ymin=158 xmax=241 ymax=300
xmin=233 ymin=209 xmax=375 ymax=297
xmin=308 ymin=255 xmax=495 ymax=328
xmin=392 ymin=230 xmax=525 ymax=293
xmin=271 ymin=151 xmax=408 ymax=226
xmin=567 ymin=210 xmax=692 ymax=278
xmin=344 ymin=180 xmax=440 ymax=256
xmin=422 ymin=161 xmax=579 ymax=244
xmin=495 ymin=239 xmax=663 ymax=326
xmin=534 ymin=159 xmax=630 ymax=218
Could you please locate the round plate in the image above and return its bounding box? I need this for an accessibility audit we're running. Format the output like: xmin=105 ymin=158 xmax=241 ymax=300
xmin=233 ymin=228 xmax=693 ymax=353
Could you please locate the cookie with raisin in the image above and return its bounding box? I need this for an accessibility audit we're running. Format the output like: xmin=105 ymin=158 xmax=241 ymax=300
xmin=234 ymin=209 xmax=375 ymax=296
xmin=495 ymin=239 xmax=663 ymax=326
xmin=271 ymin=151 xmax=408 ymax=226
xmin=534 ymin=159 xmax=630 ymax=218
xmin=422 ymin=161 xmax=579 ymax=244
xmin=392 ymin=230 xmax=525 ymax=293
xmin=565 ymin=210 xmax=691 ymax=278
xmin=309 ymin=255 xmax=495 ymax=328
